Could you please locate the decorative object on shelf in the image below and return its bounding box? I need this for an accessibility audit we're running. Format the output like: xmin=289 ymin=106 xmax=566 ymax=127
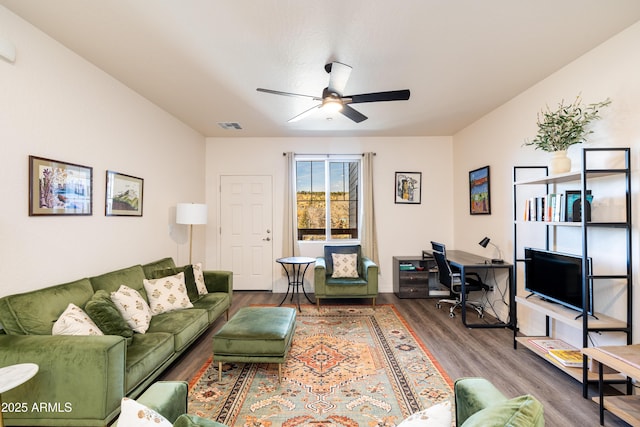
xmin=524 ymin=95 xmax=611 ymax=174
xmin=565 ymin=190 xmax=593 ymax=222
xmin=28 ymin=155 xmax=93 ymax=216
xmin=469 ymin=165 xmax=491 ymax=215
xmin=478 ymin=236 xmax=503 ymax=263
xmin=105 ymin=171 xmax=143 ymax=217
xmin=176 ymin=203 xmax=207 ymax=264
xmin=394 ymin=172 xmax=421 ymax=204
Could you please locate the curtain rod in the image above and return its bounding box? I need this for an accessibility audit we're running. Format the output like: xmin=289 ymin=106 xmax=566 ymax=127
xmin=283 ymin=152 xmax=376 ymax=156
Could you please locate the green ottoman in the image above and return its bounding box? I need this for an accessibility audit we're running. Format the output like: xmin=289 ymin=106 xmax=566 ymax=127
xmin=212 ymin=306 xmax=296 ymax=382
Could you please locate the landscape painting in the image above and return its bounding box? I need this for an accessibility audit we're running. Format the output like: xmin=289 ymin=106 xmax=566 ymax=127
xmin=469 ymin=165 xmax=491 ymax=215
xmin=29 ymin=155 xmax=93 ymax=216
xmin=105 ymin=171 xmax=143 ymax=216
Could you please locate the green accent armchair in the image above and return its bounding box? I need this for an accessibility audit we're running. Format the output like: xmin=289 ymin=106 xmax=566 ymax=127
xmin=314 ymin=245 xmax=378 ymax=307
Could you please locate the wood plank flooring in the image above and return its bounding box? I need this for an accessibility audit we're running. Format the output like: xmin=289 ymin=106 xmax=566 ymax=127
xmin=160 ymin=292 xmax=630 ymax=426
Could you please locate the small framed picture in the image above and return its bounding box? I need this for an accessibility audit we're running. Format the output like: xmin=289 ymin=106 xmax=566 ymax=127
xmin=469 ymin=165 xmax=491 ymax=215
xmin=395 ymin=172 xmax=422 ymax=204
xmin=105 ymin=171 xmax=144 ymax=216
xmin=29 ymin=155 xmax=93 ymax=216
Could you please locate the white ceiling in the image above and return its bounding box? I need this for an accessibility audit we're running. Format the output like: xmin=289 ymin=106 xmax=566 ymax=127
xmin=3 ymin=1 xmax=640 ymax=138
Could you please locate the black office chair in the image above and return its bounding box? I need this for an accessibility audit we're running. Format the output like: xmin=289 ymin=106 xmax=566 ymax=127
xmin=431 ymin=241 xmax=489 ymax=318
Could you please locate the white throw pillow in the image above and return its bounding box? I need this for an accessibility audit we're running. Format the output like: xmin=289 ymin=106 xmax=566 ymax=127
xmin=52 ymin=303 xmax=104 ymax=336
xmin=143 ymin=272 xmax=194 ymax=315
xmin=118 ymin=397 xmax=172 ymax=427
xmin=397 ymin=401 xmax=452 ymax=427
xmin=192 ymin=263 xmax=208 ymax=295
xmin=331 ymin=253 xmax=359 ymax=278
xmin=110 ymin=285 xmax=153 ymax=333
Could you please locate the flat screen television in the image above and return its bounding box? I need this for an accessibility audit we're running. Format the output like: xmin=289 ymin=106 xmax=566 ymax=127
xmin=524 ymin=247 xmax=593 ymax=314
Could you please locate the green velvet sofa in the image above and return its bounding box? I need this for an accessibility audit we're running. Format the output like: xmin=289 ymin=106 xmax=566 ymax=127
xmin=0 ymin=257 xmax=232 ymax=427
xmin=455 ymin=377 xmax=544 ymax=426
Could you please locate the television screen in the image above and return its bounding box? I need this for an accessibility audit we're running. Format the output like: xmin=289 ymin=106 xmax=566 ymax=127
xmin=524 ymin=247 xmax=592 ymax=314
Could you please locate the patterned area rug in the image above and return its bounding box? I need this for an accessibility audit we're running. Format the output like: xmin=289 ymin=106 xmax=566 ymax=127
xmin=188 ymin=305 xmax=454 ymax=426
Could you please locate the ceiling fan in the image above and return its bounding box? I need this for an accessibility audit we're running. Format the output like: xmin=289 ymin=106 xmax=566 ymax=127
xmin=257 ymin=62 xmax=410 ymax=123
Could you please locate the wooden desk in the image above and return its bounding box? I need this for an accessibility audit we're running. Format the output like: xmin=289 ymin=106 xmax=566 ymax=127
xmin=582 ymin=345 xmax=640 ymax=426
xmin=445 ymin=250 xmax=514 ymax=329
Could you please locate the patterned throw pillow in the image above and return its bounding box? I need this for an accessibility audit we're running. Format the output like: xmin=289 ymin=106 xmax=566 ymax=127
xmin=192 ymin=263 xmax=208 ymax=295
xmin=397 ymin=401 xmax=452 ymax=427
xmin=143 ymin=272 xmax=194 ymax=315
xmin=110 ymin=285 xmax=153 ymax=333
xmin=52 ymin=303 xmax=104 ymax=336
xmin=331 ymin=253 xmax=359 ymax=278
xmin=118 ymin=397 xmax=172 ymax=427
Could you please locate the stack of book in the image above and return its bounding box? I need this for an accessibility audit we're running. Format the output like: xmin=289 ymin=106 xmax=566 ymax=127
xmin=399 ymin=263 xmax=416 ymax=271
xmin=527 ymin=338 xmax=583 ymax=367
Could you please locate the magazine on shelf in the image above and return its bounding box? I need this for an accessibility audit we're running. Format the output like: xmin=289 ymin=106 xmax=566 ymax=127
xmin=548 ymin=349 xmax=584 ymax=367
xmin=527 ymin=338 xmax=576 ymax=354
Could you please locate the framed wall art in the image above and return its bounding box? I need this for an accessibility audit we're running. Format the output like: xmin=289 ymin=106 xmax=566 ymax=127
xmin=469 ymin=165 xmax=491 ymax=215
xmin=395 ymin=172 xmax=422 ymax=204
xmin=29 ymin=155 xmax=93 ymax=216
xmin=106 ymin=170 xmax=144 ymax=216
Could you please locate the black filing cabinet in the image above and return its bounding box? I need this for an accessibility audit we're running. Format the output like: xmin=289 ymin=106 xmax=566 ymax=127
xmin=392 ymin=255 xmax=445 ymax=298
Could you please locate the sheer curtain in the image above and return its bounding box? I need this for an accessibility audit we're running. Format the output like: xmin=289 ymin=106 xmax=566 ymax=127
xmin=361 ymin=152 xmax=379 ymax=266
xmin=282 ymin=152 xmax=299 ymax=257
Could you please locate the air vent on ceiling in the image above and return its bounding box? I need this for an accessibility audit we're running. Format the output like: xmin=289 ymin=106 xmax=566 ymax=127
xmin=218 ymin=122 xmax=243 ymax=130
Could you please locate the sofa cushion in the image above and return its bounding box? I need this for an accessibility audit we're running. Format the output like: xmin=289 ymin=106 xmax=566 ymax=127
xmin=143 ymin=272 xmax=193 ymax=315
xmin=126 ymin=332 xmax=175 ymax=392
xmin=52 ymin=303 xmax=104 ymax=336
xmin=91 ymin=264 xmax=149 ymax=301
xmin=118 ymin=397 xmax=172 ymax=427
xmin=149 ymin=265 xmax=200 ymax=302
xmin=460 ymin=394 xmax=544 ymax=427
xmin=192 ymin=263 xmax=208 ymax=295
xmin=0 ymin=277 xmax=95 ymax=335
xmin=191 ymin=293 xmax=229 ymax=323
xmin=148 ymin=308 xmax=209 ymax=352
xmin=84 ymin=290 xmax=134 ymax=340
xmin=111 ymin=285 xmax=153 ymax=334
xmin=331 ymin=253 xmax=359 ymax=278
xmin=142 ymin=257 xmax=177 ymax=279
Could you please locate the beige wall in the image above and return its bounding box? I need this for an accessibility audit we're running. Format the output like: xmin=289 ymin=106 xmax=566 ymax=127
xmin=205 ymin=136 xmax=454 ymax=292
xmin=0 ymin=8 xmax=206 ymax=297
xmin=452 ymin=21 xmax=640 ymax=342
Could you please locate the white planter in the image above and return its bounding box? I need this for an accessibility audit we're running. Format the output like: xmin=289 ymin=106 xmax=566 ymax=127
xmin=550 ymin=150 xmax=571 ymax=174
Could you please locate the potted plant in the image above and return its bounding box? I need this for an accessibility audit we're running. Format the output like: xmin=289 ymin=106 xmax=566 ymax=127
xmin=524 ymin=95 xmax=611 ymax=174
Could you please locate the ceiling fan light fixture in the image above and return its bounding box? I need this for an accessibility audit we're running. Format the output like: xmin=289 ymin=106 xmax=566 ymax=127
xmin=321 ymin=97 xmax=343 ymax=113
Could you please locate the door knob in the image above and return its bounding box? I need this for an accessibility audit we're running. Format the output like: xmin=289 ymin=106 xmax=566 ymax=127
xmin=263 ymin=237 xmax=271 ymax=241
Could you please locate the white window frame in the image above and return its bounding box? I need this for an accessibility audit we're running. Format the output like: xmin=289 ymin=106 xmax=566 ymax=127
xmin=294 ymin=154 xmax=362 ymax=243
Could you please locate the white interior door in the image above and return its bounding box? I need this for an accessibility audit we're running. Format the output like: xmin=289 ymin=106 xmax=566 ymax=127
xmin=220 ymin=175 xmax=273 ymax=290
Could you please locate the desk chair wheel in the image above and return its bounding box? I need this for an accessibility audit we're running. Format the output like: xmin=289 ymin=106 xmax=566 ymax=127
xmin=449 ymin=311 xmax=455 ymax=318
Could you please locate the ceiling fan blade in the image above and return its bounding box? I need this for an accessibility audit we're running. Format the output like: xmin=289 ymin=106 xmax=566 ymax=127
xmin=340 ymin=104 xmax=368 ymax=123
xmin=326 ymin=62 xmax=352 ymax=95
xmin=287 ymin=104 xmax=321 ymax=123
xmin=347 ymin=89 xmax=411 ymax=104
xmin=257 ymin=88 xmax=321 ymax=101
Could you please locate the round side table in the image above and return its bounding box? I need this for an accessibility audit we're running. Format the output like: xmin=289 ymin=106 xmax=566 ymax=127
xmin=0 ymin=363 xmax=39 ymax=427
xmin=276 ymin=256 xmax=316 ymax=311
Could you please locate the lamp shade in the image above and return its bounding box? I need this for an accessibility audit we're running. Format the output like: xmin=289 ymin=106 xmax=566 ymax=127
xmin=176 ymin=203 xmax=207 ymax=225
xmin=478 ymin=237 xmax=491 ymax=248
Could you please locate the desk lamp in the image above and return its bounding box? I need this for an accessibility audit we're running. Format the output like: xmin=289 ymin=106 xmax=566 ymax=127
xmin=478 ymin=237 xmax=504 ymax=264
xmin=176 ymin=203 xmax=207 ymax=264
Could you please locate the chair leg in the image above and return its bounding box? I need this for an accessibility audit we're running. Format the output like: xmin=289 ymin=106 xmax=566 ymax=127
xmin=372 ymin=297 xmax=376 ymax=308
xmin=218 ymin=361 xmax=223 ymax=382
xmin=316 ymin=298 xmax=320 ymax=309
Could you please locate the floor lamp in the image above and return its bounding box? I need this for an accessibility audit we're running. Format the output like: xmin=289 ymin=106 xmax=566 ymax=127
xmin=176 ymin=203 xmax=207 ymax=264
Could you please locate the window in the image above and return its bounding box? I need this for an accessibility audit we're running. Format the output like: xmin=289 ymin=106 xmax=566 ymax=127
xmin=295 ymin=156 xmax=361 ymax=241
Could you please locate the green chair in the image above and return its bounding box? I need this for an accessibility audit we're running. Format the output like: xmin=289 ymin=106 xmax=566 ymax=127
xmin=314 ymin=245 xmax=378 ymax=307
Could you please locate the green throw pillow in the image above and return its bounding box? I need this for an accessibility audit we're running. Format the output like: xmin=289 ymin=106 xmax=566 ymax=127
xmin=84 ymin=290 xmax=134 ymax=341
xmin=461 ymin=394 xmax=544 ymax=427
xmin=150 ymin=266 xmax=199 ymax=302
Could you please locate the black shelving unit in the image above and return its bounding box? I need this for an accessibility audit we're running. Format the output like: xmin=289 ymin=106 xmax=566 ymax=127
xmin=512 ymin=147 xmax=632 ymax=398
